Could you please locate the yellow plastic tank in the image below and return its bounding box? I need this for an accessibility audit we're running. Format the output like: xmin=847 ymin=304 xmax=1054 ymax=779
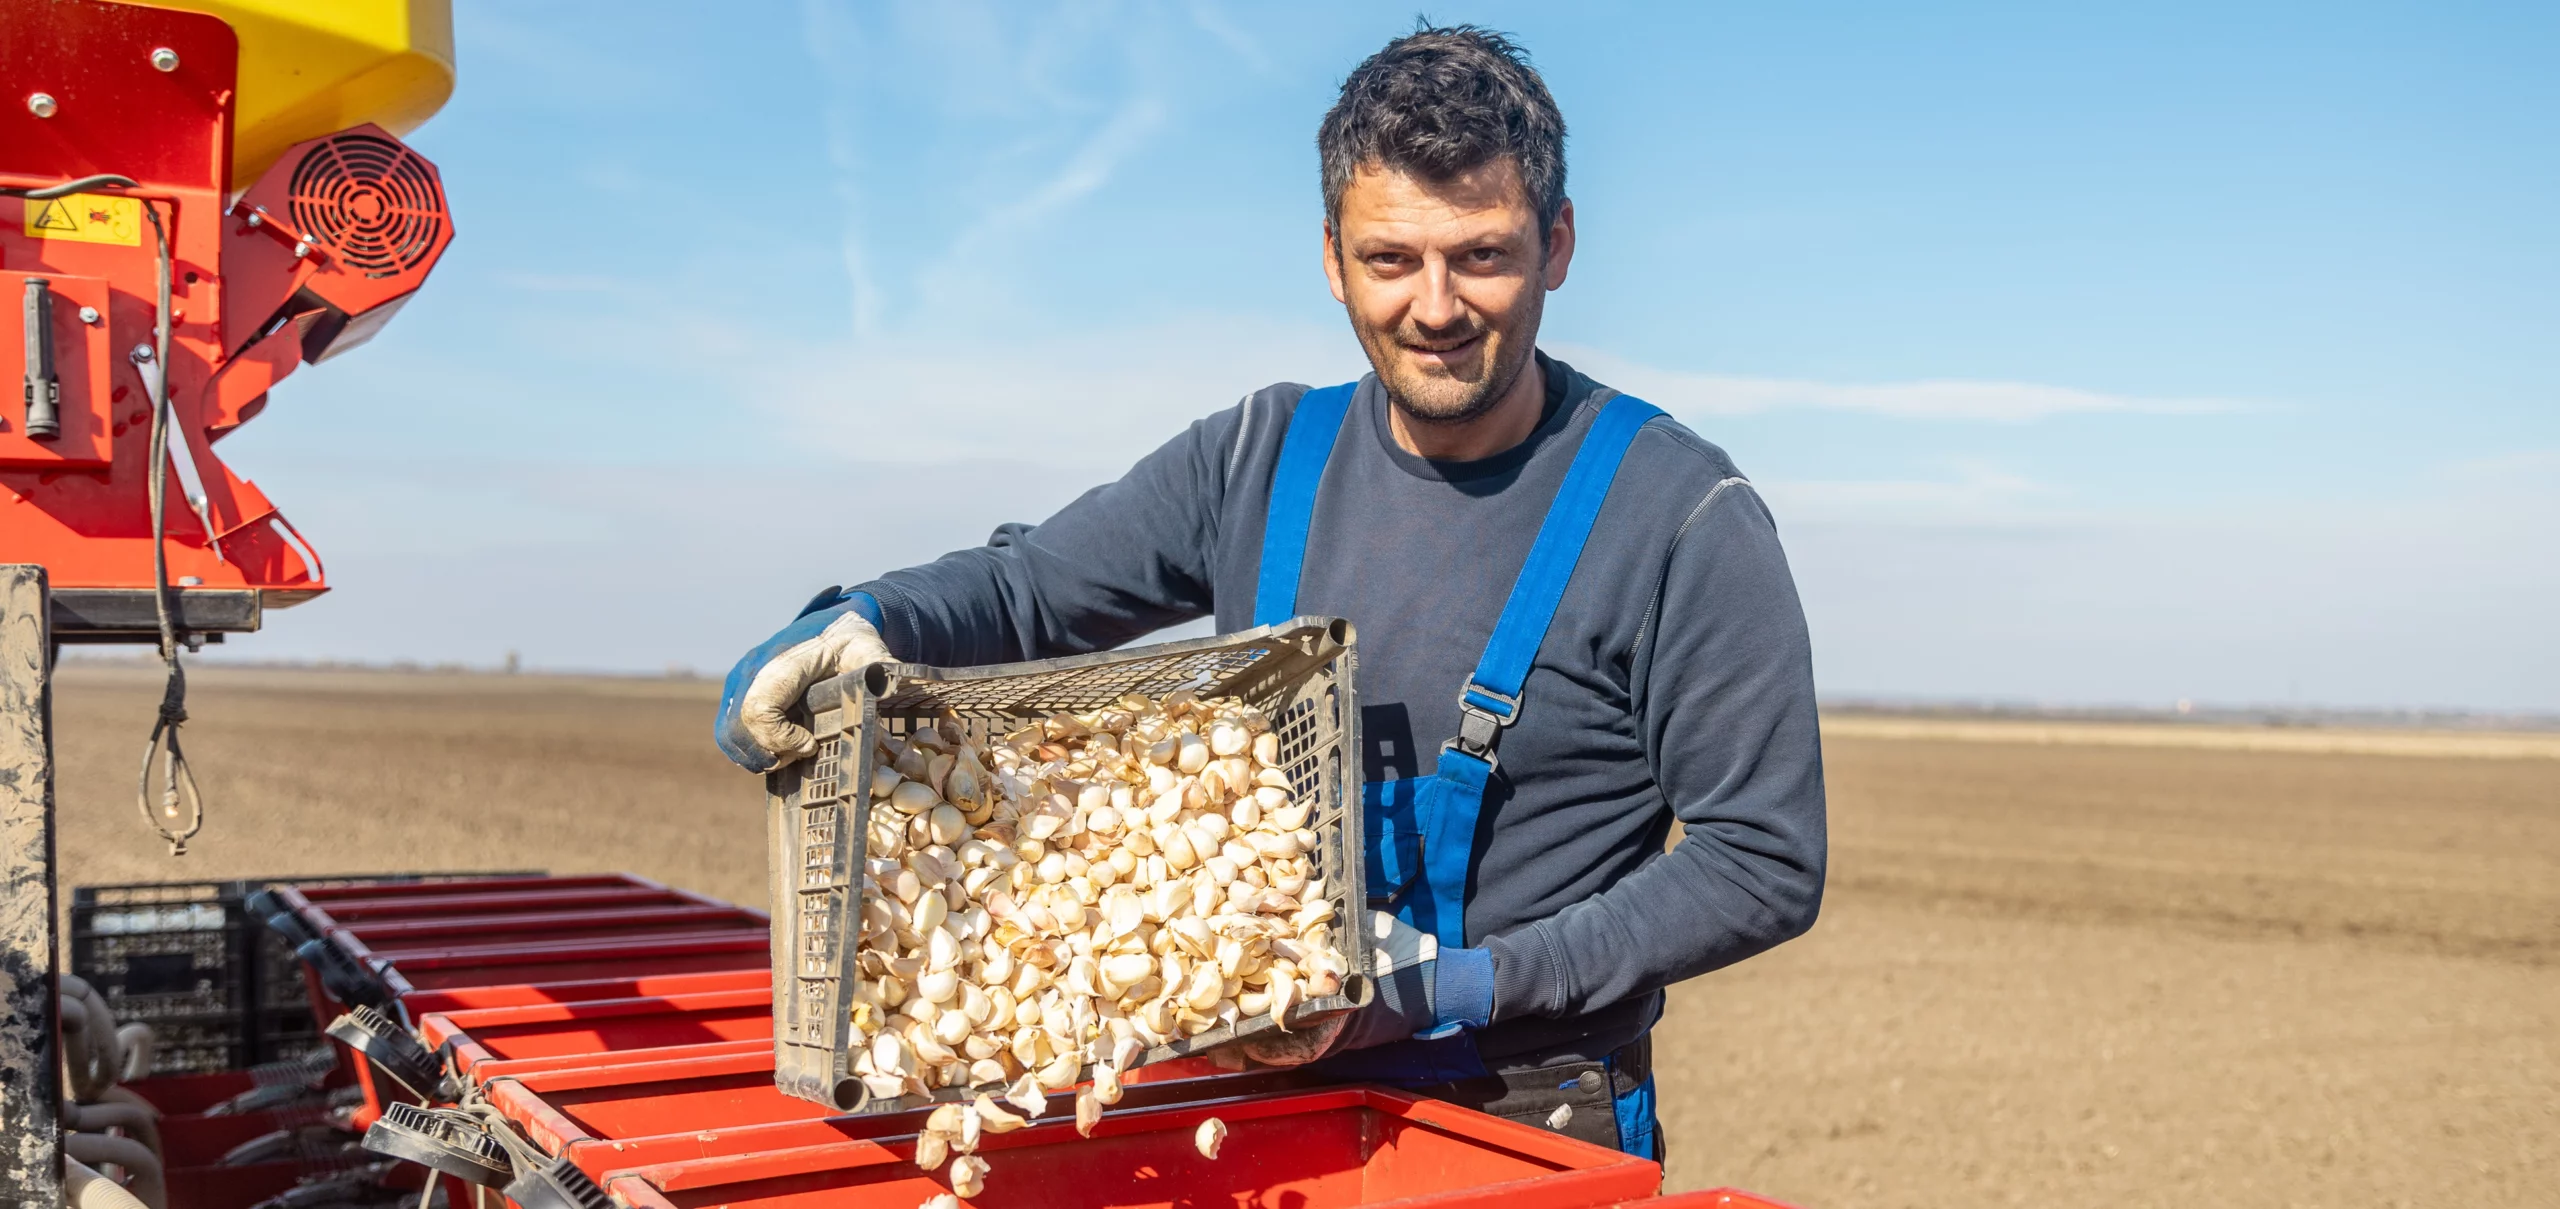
xmin=123 ymin=0 xmax=455 ymax=186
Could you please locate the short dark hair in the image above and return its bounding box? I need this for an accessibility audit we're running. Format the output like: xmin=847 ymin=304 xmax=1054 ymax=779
xmin=1319 ymin=24 xmax=1567 ymax=240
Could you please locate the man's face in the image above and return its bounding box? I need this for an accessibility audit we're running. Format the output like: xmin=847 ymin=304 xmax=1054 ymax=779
xmin=1325 ymin=157 xmax=1574 ymax=427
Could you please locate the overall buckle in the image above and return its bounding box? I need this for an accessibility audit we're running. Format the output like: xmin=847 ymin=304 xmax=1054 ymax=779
xmin=1444 ymin=681 xmax=1521 ymax=772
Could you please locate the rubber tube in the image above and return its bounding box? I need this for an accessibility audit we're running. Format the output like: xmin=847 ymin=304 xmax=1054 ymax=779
xmin=115 ymin=1023 xmax=154 ymax=1083
xmin=63 ymin=1158 xmax=151 ymax=1209
xmin=56 ymin=987 xmax=106 ymax=1104
xmin=60 ymin=976 xmax=126 ymax=1104
xmin=64 ymin=1132 xmax=165 ymax=1209
xmin=67 ymin=1093 xmax=161 ymax=1161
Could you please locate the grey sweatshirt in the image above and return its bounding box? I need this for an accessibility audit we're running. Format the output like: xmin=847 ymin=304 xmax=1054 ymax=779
xmin=855 ymin=354 xmax=1827 ymax=1068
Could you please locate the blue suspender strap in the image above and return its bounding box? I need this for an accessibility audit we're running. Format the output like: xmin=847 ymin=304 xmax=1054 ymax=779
xmin=1252 ymin=382 xmax=1359 ymax=628
xmin=1450 ymin=393 xmax=1666 ymax=758
xmin=1417 ymin=394 xmax=1664 ymax=953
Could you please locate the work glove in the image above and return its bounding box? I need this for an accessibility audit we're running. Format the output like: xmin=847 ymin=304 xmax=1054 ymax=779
xmin=1240 ymin=910 xmax=1494 ymax=1066
xmin=713 ymin=589 xmax=896 ymax=773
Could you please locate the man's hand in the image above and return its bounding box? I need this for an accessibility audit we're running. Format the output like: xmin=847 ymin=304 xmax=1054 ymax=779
xmin=713 ymin=591 xmax=895 ymax=773
xmin=1240 ymin=911 xmax=1494 ymax=1066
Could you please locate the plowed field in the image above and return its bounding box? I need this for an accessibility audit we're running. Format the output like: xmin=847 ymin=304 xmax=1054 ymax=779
xmin=49 ymin=665 xmax=2560 ymax=1208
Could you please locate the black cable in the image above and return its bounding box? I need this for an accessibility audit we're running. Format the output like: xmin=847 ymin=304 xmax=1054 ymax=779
xmin=0 ymin=174 xmax=140 ymax=200
xmin=136 ymin=200 xmax=202 ymax=856
xmin=9 ymin=170 xmax=207 ymax=854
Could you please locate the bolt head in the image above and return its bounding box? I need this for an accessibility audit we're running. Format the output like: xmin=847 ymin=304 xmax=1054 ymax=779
xmin=292 ymin=241 xmax=310 ymax=259
xmin=151 ymin=48 xmax=180 ymax=72
xmin=130 ymin=343 xmax=155 ymax=363
xmin=77 ymin=306 xmax=99 ymax=325
xmin=27 ymin=93 xmax=57 ymax=118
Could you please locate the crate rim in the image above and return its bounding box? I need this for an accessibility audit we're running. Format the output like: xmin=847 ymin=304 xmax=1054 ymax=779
xmin=804 ymin=614 xmax=1358 ymax=714
xmin=771 ymin=615 xmax=1374 ymax=1115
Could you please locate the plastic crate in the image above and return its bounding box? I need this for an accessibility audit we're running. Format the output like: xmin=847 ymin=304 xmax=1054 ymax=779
xmin=71 ymin=872 xmax=548 ymax=1076
xmin=765 ymin=615 xmax=1372 ymax=1112
xmin=257 ymin=1005 xmax=328 ymax=1066
xmin=133 ymin=1009 xmax=254 ymax=1075
xmin=72 ymin=881 xmax=252 ymax=1017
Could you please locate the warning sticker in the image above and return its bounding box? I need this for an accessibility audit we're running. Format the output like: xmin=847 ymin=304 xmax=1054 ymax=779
xmin=23 ymin=193 xmax=141 ymax=246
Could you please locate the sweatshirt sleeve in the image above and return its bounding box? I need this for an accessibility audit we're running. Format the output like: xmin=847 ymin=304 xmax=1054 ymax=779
xmin=1485 ymin=478 xmax=1829 ymax=1021
xmin=850 ymin=405 xmax=1244 ymax=667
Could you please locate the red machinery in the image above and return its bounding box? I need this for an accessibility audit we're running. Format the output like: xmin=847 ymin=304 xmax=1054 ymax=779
xmin=0 ymin=2 xmax=457 ymax=1204
xmin=1 ymin=0 xmax=452 ymax=642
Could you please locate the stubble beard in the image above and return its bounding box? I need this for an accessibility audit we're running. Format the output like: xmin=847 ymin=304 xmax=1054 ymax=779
xmin=1356 ymin=290 xmax=1544 ymax=432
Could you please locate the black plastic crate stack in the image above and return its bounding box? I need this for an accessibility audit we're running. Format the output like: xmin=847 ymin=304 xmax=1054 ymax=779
xmin=73 ymin=871 xmax=553 ymax=1075
xmin=70 ymin=881 xmax=268 ymax=1073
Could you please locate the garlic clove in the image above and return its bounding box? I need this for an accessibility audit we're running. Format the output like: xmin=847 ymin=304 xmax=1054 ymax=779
xmin=1208 ymin=720 xmax=1249 ymax=757
xmin=1093 ymin=1060 xmax=1123 ymax=1106
xmin=949 ymin=1155 xmax=989 ymax=1198
xmin=891 ymin=780 xmax=940 ymax=816
xmin=975 ymin=1093 xmax=1029 ymax=1132
xmin=1075 ymin=1085 xmax=1103 ymax=1137
xmin=1269 ymin=977 xmax=1299 ymax=1031
xmin=874 ymin=1031 xmax=914 ymax=1077
xmin=914 ymin=1129 xmax=951 ymax=1171
xmin=1195 ymin=1116 xmax=1227 ymax=1159
xmin=1004 ymin=1072 xmax=1046 ymax=1118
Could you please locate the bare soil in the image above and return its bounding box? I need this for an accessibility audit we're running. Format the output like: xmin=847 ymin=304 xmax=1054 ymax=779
xmin=48 ymin=664 xmax=2560 ymax=1207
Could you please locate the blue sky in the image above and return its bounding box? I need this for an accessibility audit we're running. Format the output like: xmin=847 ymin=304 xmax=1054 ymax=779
xmin=206 ymin=1 xmax=2558 ymax=710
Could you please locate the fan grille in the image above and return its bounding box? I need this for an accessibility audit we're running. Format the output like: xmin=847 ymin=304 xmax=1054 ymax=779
xmin=287 ymin=133 xmax=447 ymax=278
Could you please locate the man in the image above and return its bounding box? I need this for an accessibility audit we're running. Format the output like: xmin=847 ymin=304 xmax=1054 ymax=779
xmin=715 ymin=25 xmax=1825 ymax=1159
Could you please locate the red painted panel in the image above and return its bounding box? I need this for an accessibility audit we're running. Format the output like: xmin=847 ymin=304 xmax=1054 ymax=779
xmin=398 ymin=967 xmax=766 ymax=1016
xmin=597 ymin=1088 xmax=1660 ymax=1209
xmin=419 ymin=990 xmax=773 ymax=1068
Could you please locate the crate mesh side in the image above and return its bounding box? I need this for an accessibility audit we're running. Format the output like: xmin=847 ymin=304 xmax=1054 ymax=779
xmin=875 ymin=645 xmax=1275 ymax=718
xmin=770 ymin=620 xmax=1365 ymax=1111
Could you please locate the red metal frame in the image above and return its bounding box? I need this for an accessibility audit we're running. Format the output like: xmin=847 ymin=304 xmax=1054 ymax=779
xmin=477 ymin=1051 xmax=1325 ymax=1181
xmin=1627 ymin=1194 xmax=1805 ymax=1209
xmin=1 ymin=0 xmax=451 ymax=604
xmin=251 ymin=871 xmax=1799 ymax=1209
xmin=470 ymin=1038 xmax=774 ymax=1082
xmin=597 ymin=1085 xmax=1661 ymax=1209
xmin=263 ymin=874 xmax=772 ymax=1129
xmin=415 ymin=989 xmax=775 ymax=1074
xmin=398 ymin=968 xmax=768 ymax=1016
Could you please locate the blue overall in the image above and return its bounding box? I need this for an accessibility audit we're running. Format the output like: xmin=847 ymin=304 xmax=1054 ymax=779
xmin=1254 ymin=382 xmax=1664 ymax=1157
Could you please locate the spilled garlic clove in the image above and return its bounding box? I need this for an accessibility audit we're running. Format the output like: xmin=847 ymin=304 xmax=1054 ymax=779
xmin=949 ymin=1155 xmax=989 ymax=1198
xmin=914 ymin=1129 xmax=950 ymax=1171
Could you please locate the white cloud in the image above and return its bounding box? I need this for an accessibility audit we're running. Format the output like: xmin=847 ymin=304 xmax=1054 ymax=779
xmin=1553 ymin=344 xmax=2248 ymax=423
xmin=732 ymin=312 xmax=1369 ymax=467
xmin=1758 ymin=465 xmax=2048 ymax=525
